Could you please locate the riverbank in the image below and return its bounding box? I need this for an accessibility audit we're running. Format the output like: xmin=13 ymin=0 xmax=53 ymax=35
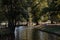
xmin=0 ymin=27 xmax=10 ymax=35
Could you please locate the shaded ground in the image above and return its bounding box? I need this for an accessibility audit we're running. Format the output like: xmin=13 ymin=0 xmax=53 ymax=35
xmin=0 ymin=27 xmax=15 ymax=40
xmin=0 ymin=34 xmax=15 ymax=40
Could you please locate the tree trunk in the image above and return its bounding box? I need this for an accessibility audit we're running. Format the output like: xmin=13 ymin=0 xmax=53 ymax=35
xmin=28 ymin=7 xmax=32 ymax=26
xmin=8 ymin=19 xmax=15 ymax=40
xmin=36 ymin=22 xmax=39 ymax=25
xmin=51 ymin=21 xmax=54 ymax=24
xmin=50 ymin=16 xmax=54 ymax=24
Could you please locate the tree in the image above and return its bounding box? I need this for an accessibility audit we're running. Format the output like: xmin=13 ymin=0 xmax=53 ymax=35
xmin=48 ymin=0 xmax=60 ymax=23
xmin=1 ymin=1 xmax=24 ymax=40
xmin=17 ymin=0 xmax=48 ymax=25
xmin=18 ymin=0 xmax=41 ymax=25
xmin=32 ymin=0 xmax=48 ymax=24
xmin=41 ymin=0 xmax=60 ymax=24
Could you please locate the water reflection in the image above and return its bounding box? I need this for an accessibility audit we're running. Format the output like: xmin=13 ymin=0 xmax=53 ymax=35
xmin=15 ymin=26 xmax=26 ymax=40
xmin=0 ymin=26 xmax=26 ymax=40
xmin=0 ymin=26 xmax=59 ymax=40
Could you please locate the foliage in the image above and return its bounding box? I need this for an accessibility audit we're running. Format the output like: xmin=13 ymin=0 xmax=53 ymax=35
xmin=41 ymin=0 xmax=60 ymax=23
xmin=0 ymin=0 xmax=60 ymax=24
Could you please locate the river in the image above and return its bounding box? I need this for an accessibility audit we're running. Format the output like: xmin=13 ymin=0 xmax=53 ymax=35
xmin=15 ymin=26 xmax=26 ymax=40
xmin=14 ymin=26 xmax=60 ymax=40
xmin=15 ymin=26 xmax=45 ymax=40
xmin=0 ymin=26 xmax=55 ymax=40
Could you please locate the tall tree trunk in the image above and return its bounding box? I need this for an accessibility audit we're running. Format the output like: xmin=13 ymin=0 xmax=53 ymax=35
xmin=28 ymin=7 xmax=32 ymax=26
xmin=36 ymin=22 xmax=39 ymax=25
xmin=50 ymin=16 xmax=54 ymax=24
xmin=8 ymin=19 xmax=15 ymax=40
xmin=51 ymin=21 xmax=54 ymax=24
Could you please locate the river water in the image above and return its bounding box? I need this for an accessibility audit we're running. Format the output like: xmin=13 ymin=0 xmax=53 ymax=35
xmin=14 ymin=26 xmax=60 ymax=40
xmin=15 ymin=26 xmax=45 ymax=40
xmin=0 ymin=25 xmax=58 ymax=40
xmin=0 ymin=25 xmax=59 ymax=40
xmin=15 ymin=26 xmax=26 ymax=40
xmin=15 ymin=26 xmax=44 ymax=40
